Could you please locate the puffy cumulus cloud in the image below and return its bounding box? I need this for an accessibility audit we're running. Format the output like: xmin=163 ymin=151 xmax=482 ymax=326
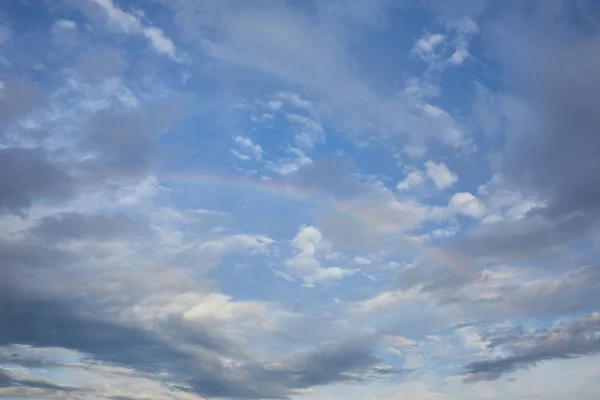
xmin=413 ymin=33 xmax=446 ymax=59
xmin=284 ymin=225 xmax=355 ymax=286
xmin=448 ymin=192 xmax=486 ymax=218
xmin=424 ymin=160 xmax=457 ymax=190
xmin=233 ymin=135 xmax=264 ymax=160
xmin=396 ymin=169 xmax=425 ymax=191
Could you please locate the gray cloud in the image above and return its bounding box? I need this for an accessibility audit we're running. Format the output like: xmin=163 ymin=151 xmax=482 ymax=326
xmin=0 ymin=292 xmax=384 ymax=399
xmin=447 ymin=1 xmax=600 ymax=263
xmin=75 ymin=47 xmax=127 ymax=83
xmin=445 ymin=212 xmax=596 ymax=264
xmin=0 ymin=211 xmax=385 ymax=399
xmin=82 ymin=110 xmax=155 ymax=178
xmin=0 ymin=147 xmax=73 ymax=215
xmin=464 ymin=314 xmax=600 ymax=381
xmin=0 ymin=79 xmax=44 ymax=136
xmin=31 ymin=212 xmax=145 ymax=242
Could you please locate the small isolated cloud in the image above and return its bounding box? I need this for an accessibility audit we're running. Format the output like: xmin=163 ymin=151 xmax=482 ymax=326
xmin=397 ymin=169 xmax=425 ymax=191
xmin=449 ymin=192 xmax=486 ymax=218
xmin=284 ymin=225 xmax=354 ymax=286
xmin=413 ymin=33 xmax=445 ymax=59
xmin=448 ymin=17 xmax=478 ymax=66
xmin=54 ymin=19 xmax=77 ymax=30
xmin=232 ymin=135 xmax=264 ymax=161
xmin=424 ymin=160 xmax=457 ymax=190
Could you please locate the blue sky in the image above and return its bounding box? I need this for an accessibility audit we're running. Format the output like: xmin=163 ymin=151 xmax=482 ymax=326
xmin=1 ymin=0 xmax=600 ymax=399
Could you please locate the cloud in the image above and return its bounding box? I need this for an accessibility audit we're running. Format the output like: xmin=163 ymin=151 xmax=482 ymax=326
xmin=353 ymin=287 xmax=428 ymax=314
xmin=233 ymin=135 xmax=264 ymax=160
xmin=284 ymin=225 xmax=354 ymax=286
xmin=463 ymin=313 xmax=600 ymax=381
xmin=448 ymin=192 xmax=486 ymax=218
xmin=396 ymin=169 xmax=425 ymax=191
xmin=178 ymin=0 xmax=469 ymax=153
xmin=75 ymin=47 xmax=127 ymax=83
xmin=286 ymin=113 xmax=325 ymax=148
xmin=266 ymin=146 xmax=312 ymax=175
xmin=0 ymin=147 xmax=73 ymax=215
xmin=453 ymin=3 xmax=600 ymax=262
xmin=424 ymin=161 xmax=457 ymax=190
xmin=447 ymin=17 xmax=478 ymax=65
xmin=75 ymin=0 xmax=180 ymax=61
xmin=54 ymin=19 xmax=77 ymax=30
xmin=0 ymin=79 xmax=44 ymax=135
xmin=413 ymin=33 xmax=445 ymax=60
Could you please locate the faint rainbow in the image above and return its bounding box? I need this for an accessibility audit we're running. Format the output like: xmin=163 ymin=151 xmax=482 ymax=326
xmin=161 ymin=171 xmax=473 ymax=280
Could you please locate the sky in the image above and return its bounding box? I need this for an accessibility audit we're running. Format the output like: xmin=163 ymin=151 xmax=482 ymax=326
xmin=1 ymin=0 xmax=600 ymax=399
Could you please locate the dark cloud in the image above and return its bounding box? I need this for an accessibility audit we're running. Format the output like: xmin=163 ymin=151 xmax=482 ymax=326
xmin=445 ymin=212 xmax=596 ymax=263
xmin=82 ymin=110 xmax=155 ymax=178
xmin=0 ymin=291 xmax=383 ymax=398
xmin=0 ymin=147 xmax=73 ymax=215
xmin=440 ymin=264 xmax=600 ymax=322
xmin=31 ymin=212 xmax=145 ymax=241
xmin=78 ymin=96 xmax=190 ymax=183
xmin=463 ymin=314 xmax=600 ymax=381
xmin=0 ymin=215 xmax=383 ymax=399
xmin=498 ymin=8 xmax=600 ymax=222
xmin=0 ymin=79 xmax=44 ymax=136
xmin=451 ymin=1 xmax=600 ymax=263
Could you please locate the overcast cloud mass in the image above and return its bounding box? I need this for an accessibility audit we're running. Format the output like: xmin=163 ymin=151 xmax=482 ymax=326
xmin=0 ymin=0 xmax=600 ymax=399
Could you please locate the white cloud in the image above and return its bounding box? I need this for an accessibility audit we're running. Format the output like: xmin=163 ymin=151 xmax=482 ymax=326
xmin=449 ymin=192 xmax=486 ymax=218
xmin=290 ymin=225 xmax=324 ymax=256
xmin=397 ymin=169 xmax=425 ymax=191
xmin=354 ymin=287 xmax=427 ymax=314
xmin=89 ymin=0 xmax=180 ymax=61
xmin=266 ymin=99 xmax=283 ymax=111
xmin=413 ymin=33 xmax=445 ymax=58
xmin=286 ymin=113 xmax=325 ymax=148
xmin=231 ymin=149 xmax=251 ymax=161
xmin=424 ymin=160 xmax=458 ymax=189
xmin=447 ymin=17 xmax=478 ymax=66
xmin=285 ymin=225 xmax=353 ymax=286
xmin=276 ymin=92 xmax=312 ymax=110
xmin=383 ymin=335 xmax=417 ymax=348
xmin=353 ymin=256 xmax=372 ymax=265
xmin=54 ymin=19 xmax=77 ymax=30
xmin=233 ymin=135 xmax=264 ymax=160
xmin=449 ymin=48 xmax=469 ymax=65
xmin=196 ymin=4 xmax=469 ymax=152
xmin=266 ymin=146 xmax=312 ymax=175
xmin=303 ymin=266 xmax=354 ymax=287
xmin=117 ymin=175 xmax=161 ymax=206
